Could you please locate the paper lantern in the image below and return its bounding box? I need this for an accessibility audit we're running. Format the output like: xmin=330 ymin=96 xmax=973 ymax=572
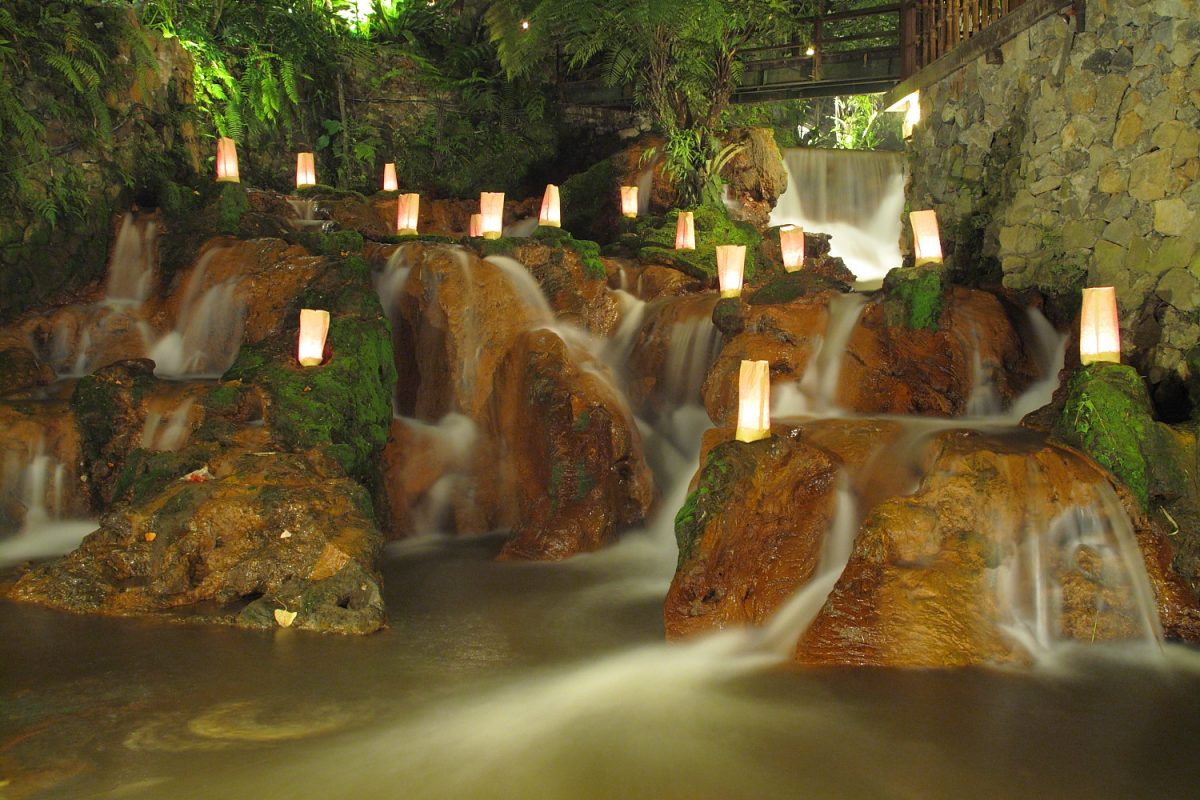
xmin=469 ymin=213 xmax=483 ymax=238
xmin=215 ymin=137 xmax=239 ymax=183
xmin=735 ymin=360 xmax=771 ymax=443
xmin=620 ymin=186 xmax=639 ymax=218
xmin=539 ymin=184 xmax=561 ymax=228
xmin=780 ymin=225 xmax=804 ymax=271
xmin=716 ymin=245 xmax=747 ymax=298
xmin=396 ymin=193 xmax=420 ymax=235
xmin=383 ymin=162 xmax=398 ymax=192
xmin=1080 ymin=287 xmax=1120 ymax=365
xmin=298 ymin=308 xmax=330 ymax=367
xmin=909 ymin=210 xmax=943 ymax=265
xmin=480 ymin=192 xmax=505 ymax=240
xmin=296 ymin=152 xmax=316 ymax=188
xmin=675 ymin=212 xmax=695 ymax=250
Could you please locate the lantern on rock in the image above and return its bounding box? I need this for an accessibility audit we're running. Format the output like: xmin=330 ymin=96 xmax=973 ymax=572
xmin=1080 ymin=287 xmax=1121 ymax=365
xmin=539 ymin=184 xmax=561 ymax=228
xmin=735 ymin=360 xmax=771 ymax=443
xmin=780 ymin=225 xmax=804 ymax=271
xmin=620 ymin=186 xmax=639 ymax=219
xmin=396 ymin=193 xmax=420 ymax=236
xmin=382 ymin=162 xmax=398 ymax=192
xmin=296 ymin=152 xmax=317 ymax=188
xmin=469 ymin=213 xmax=483 ymax=238
xmin=675 ymin=212 xmax=695 ymax=250
xmin=479 ymin=192 xmax=505 ymax=240
xmin=909 ymin=210 xmax=943 ymax=265
xmin=215 ymin=137 xmax=239 ymax=183
xmin=716 ymin=245 xmax=747 ymax=298
xmin=298 ymin=309 xmax=330 ymax=367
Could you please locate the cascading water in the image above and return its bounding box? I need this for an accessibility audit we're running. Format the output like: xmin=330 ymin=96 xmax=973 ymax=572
xmin=148 ymin=248 xmax=248 ymax=378
xmin=769 ymin=148 xmax=906 ymax=286
xmin=104 ymin=211 xmax=158 ymax=305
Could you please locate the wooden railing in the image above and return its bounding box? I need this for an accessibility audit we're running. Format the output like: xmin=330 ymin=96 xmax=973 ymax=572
xmin=902 ymin=0 xmax=1028 ymax=75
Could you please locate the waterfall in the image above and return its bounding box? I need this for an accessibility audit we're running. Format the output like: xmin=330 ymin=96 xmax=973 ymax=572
xmin=149 ymin=247 xmax=247 ymax=378
xmin=104 ymin=212 xmax=158 ymax=305
xmin=769 ymin=148 xmax=906 ymax=285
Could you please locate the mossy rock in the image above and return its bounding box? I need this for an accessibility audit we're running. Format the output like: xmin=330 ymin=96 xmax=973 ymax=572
xmin=560 ymin=158 xmax=618 ymax=243
xmin=882 ymin=265 xmax=944 ymax=331
xmin=224 ymin=256 xmax=396 ymax=479
xmin=675 ymin=439 xmax=763 ymax=567
xmin=530 ymin=227 xmax=606 ymax=280
xmin=635 ymin=204 xmax=762 ymax=282
xmin=748 ymin=270 xmax=848 ymax=306
xmin=110 ymin=446 xmax=213 ymax=506
xmin=1054 ymin=363 xmax=1188 ymax=510
xmin=216 ymin=182 xmax=251 ymax=235
xmin=298 ymin=229 xmax=365 ymax=257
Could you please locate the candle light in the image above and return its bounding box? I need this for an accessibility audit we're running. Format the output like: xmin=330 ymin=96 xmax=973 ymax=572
xmin=735 ymin=360 xmax=771 ymax=443
xmin=216 ymin=137 xmax=239 ymax=183
xmin=1080 ymin=287 xmax=1121 ymax=365
xmin=675 ymin=212 xmax=695 ymax=250
xmin=717 ymin=245 xmax=747 ymax=298
xmin=780 ymin=225 xmax=804 ymax=271
xmin=382 ymin=162 xmax=398 ymax=192
xmin=539 ymin=184 xmax=561 ymax=227
xmin=298 ymin=309 xmax=330 ymax=367
xmin=620 ymin=186 xmax=638 ymax=219
xmin=480 ymin=192 xmax=505 ymax=239
xmin=909 ymin=210 xmax=943 ymax=265
xmin=296 ymin=152 xmax=316 ymax=188
xmin=396 ymin=193 xmax=420 ymax=236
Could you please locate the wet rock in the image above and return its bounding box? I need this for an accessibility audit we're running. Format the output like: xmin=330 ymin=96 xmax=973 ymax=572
xmin=10 ymin=449 xmax=385 ymax=635
xmin=0 ymin=401 xmax=87 ymax=532
xmin=838 ymin=286 xmax=1038 ymax=416
xmin=702 ymin=294 xmax=831 ymax=426
xmin=0 ymin=347 xmax=55 ymax=396
xmin=72 ymin=359 xmax=162 ymax=506
xmin=721 ymin=128 xmax=788 ymax=229
xmin=490 ymin=329 xmax=654 ymax=560
xmin=625 ymin=293 xmax=723 ymax=413
xmin=665 ymin=420 xmax=1200 ymax=666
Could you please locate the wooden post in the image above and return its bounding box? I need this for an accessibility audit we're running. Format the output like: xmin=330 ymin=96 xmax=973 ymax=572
xmin=813 ymin=0 xmax=825 ymax=80
xmin=901 ymin=0 xmax=917 ymax=77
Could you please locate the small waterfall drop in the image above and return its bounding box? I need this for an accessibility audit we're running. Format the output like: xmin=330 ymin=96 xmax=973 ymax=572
xmin=772 ymin=292 xmax=866 ymax=417
xmin=104 ymin=212 xmax=158 ymax=305
xmin=769 ymin=148 xmax=905 ymax=284
xmin=149 ymin=247 xmax=247 ymax=378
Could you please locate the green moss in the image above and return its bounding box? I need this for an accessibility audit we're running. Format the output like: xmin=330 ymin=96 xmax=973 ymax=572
xmin=111 ymin=448 xmax=210 ymax=506
xmin=674 ymin=440 xmax=760 ymax=567
xmin=224 ymin=257 xmax=396 ymax=479
xmin=531 ymin=226 xmax=607 ymax=280
xmin=304 ymin=229 xmax=364 ymax=257
xmin=635 ymin=204 xmax=761 ymax=282
xmin=204 ymin=385 xmax=241 ymax=411
xmin=749 ymin=271 xmax=846 ymax=306
xmin=883 ymin=266 xmax=944 ymax=331
xmin=216 ymin=182 xmax=250 ymax=235
xmin=560 ymin=158 xmax=617 ymax=243
xmin=476 ymin=237 xmax=518 ymax=258
xmin=1055 ymin=363 xmax=1165 ymax=508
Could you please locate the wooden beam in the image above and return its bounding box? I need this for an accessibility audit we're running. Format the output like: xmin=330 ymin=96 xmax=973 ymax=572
xmin=882 ymin=0 xmax=1073 ymax=108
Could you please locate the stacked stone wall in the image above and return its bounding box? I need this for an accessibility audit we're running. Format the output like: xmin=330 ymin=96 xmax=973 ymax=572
xmin=907 ymin=0 xmax=1200 ymax=393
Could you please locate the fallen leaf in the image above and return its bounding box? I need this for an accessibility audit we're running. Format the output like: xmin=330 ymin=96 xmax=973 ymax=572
xmin=274 ymin=608 xmax=298 ymax=628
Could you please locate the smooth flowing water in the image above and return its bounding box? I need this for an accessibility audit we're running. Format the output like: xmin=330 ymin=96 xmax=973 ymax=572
xmin=769 ymin=148 xmax=906 ymax=285
xmin=4 ymin=241 xmax=1199 ymax=798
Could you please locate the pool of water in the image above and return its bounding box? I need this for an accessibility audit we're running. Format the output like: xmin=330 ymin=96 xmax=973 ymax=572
xmin=4 ymin=524 xmax=1200 ymax=800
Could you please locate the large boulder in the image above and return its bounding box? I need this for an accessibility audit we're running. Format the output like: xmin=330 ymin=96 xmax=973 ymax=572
xmin=721 ymin=128 xmax=789 ymax=229
xmin=665 ymin=420 xmax=1200 ymax=666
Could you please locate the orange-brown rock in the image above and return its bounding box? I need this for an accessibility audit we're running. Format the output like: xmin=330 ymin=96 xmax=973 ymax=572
xmin=837 ymin=287 xmax=1038 ymax=416
xmin=9 ymin=449 xmax=385 ymax=634
xmin=0 ymin=400 xmax=87 ymax=532
xmin=624 ymin=293 xmax=723 ymax=413
xmin=721 ymin=128 xmax=788 ymax=229
xmin=0 ymin=346 xmax=56 ymax=396
xmin=702 ymin=294 xmax=832 ymax=426
xmin=504 ymin=239 xmax=618 ymax=336
xmin=664 ymin=419 xmax=905 ymax=638
xmin=606 ymin=259 xmax=703 ymax=301
xmin=665 ymin=418 xmax=1200 ymax=667
xmin=489 ymin=329 xmax=653 ymax=560
xmin=378 ymin=415 xmax=477 ymax=538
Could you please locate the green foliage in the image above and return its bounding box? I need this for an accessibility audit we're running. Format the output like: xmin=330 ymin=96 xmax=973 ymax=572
xmin=560 ymin=158 xmax=618 ymax=242
xmin=531 ymin=226 xmax=606 ymax=279
xmin=216 ymin=182 xmax=251 ymax=234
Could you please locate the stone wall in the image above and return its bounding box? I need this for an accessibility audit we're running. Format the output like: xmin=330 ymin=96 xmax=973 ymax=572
xmin=906 ymin=0 xmax=1200 ymax=397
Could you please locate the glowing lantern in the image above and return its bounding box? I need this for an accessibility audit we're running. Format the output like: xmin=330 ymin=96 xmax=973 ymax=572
xmin=296 ymin=152 xmax=316 ymax=188
xmin=716 ymin=245 xmax=747 ymax=298
xmin=469 ymin=213 xmax=483 ymax=238
xmin=383 ymin=162 xmax=398 ymax=192
xmin=215 ymin=137 xmax=239 ymax=183
xmin=909 ymin=210 xmax=943 ymax=265
xmin=479 ymin=192 xmax=505 ymax=240
xmin=620 ymin=186 xmax=639 ymax=219
xmin=675 ymin=212 xmax=695 ymax=250
xmin=539 ymin=184 xmax=561 ymax=228
xmin=780 ymin=225 xmax=804 ymax=271
xmin=735 ymin=360 xmax=771 ymax=443
xmin=1080 ymin=287 xmax=1121 ymax=365
xmin=396 ymin=193 xmax=420 ymax=235
xmin=298 ymin=309 xmax=330 ymax=367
